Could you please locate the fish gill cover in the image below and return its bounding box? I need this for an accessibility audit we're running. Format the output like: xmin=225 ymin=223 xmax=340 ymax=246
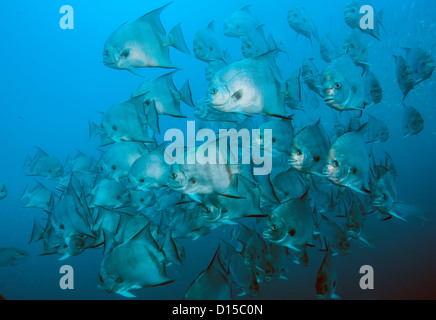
xmin=0 ymin=0 xmax=435 ymax=300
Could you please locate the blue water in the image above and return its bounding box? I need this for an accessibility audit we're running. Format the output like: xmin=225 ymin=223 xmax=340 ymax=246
xmin=0 ymin=0 xmax=435 ymax=300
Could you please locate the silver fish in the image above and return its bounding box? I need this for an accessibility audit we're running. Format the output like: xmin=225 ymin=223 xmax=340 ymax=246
xmin=99 ymin=142 xmax=148 ymax=182
xmin=289 ymin=120 xmax=329 ymax=176
xmin=302 ymin=58 xmax=324 ymax=97
xmin=344 ymin=0 xmax=384 ymax=40
xmin=343 ymin=29 xmax=369 ymax=69
xmin=24 ymin=148 xmax=64 ymax=179
xmin=402 ymin=47 xmax=435 ymax=85
xmin=287 ymin=6 xmax=319 ymax=45
xmin=263 ymin=190 xmax=315 ymax=252
xmin=128 ymin=146 xmax=171 ymax=191
xmin=224 ymin=5 xmax=259 ymax=38
xmin=324 ymin=132 xmax=371 ymax=194
xmin=131 ymin=70 xmax=193 ymax=118
xmin=207 ymin=51 xmax=289 ymax=118
xmin=98 ymin=226 xmax=176 ymax=298
xmin=402 ymin=104 xmax=424 ymax=138
xmin=20 ymin=181 xmax=54 ymax=212
xmin=241 ymin=26 xmax=269 ymax=58
xmin=103 ymin=3 xmax=189 ymax=71
xmin=0 ymin=248 xmax=29 ymax=267
xmin=323 ymin=55 xmax=366 ymax=112
xmin=315 ymin=241 xmax=341 ymax=300
xmin=320 ymin=34 xmax=339 ymax=63
xmin=393 ymin=55 xmax=415 ymax=100
xmin=193 ymin=21 xmax=225 ymax=62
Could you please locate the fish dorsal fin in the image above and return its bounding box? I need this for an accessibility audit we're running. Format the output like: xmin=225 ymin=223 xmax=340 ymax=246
xmin=240 ymin=5 xmax=252 ymax=14
xmin=207 ymin=20 xmax=215 ymax=32
xmin=138 ymin=2 xmax=172 ymax=36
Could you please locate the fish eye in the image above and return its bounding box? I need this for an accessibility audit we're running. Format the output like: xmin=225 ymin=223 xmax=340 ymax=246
xmin=145 ymin=100 xmax=151 ymax=106
xmin=210 ymin=88 xmax=218 ymax=94
xmin=297 ymin=149 xmax=303 ymax=156
xmin=171 ymin=173 xmax=177 ymax=179
xmin=333 ymin=160 xmax=339 ymax=168
xmin=271 ymin=225 xmax=278 ymax=232
xmin=382 ymin=193 xmax=388 ymax=200
xmin=334 ymin=82 xmax=341 ymax=89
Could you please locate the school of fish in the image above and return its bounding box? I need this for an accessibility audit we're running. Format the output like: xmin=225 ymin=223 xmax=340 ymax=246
xmin=1 ymin=1 xmax=434 ymax=300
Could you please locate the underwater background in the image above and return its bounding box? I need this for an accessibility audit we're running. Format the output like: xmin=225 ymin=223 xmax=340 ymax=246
xmin=0 ymin=0 xmax=435 ymax=300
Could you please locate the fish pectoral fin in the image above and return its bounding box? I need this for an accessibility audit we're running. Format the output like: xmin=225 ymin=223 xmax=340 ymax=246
xmin=116 ymin=289 xmax=136 ymax=298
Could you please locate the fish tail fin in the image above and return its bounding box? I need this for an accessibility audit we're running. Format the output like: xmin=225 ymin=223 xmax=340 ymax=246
xmin=393 ymin=202 xmax=429 ymax=223
xmin=88 ymin=120 xmax=100 ymax=141
xmin=166 ymin=23 xmax=190 ymax=54
xmin=179 ymin=80 xmax=194 ymax=107
xmin=23 ymin=154 xmax=32 ymax=169
xmin=162 ymin=232 xmax=183 ymax=266
xmin=29 ymin=219 xmax=45 ymax=244
xmin=20 ymin=184 xmax=31 ymax=200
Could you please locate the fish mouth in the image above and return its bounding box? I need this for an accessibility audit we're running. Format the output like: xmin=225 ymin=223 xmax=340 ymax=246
xmin=324 ymin=97 xmax=334 ymax=103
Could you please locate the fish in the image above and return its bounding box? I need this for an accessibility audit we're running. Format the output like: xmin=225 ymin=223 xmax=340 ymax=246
xmin=131 ymin=70 xmax=193 ymax=118
xmin=65 ymin=151 xmax=97 ymax=174
xmin=223 ymin=5 xmax=260 ymax=38
xmin=167 ymin=140 xmax=247 ymax=200
xmin=344 ymin=0 xmax=384 ymax=40
xmin=0 ymin=182 xmax=7 ymax=200
xmin=20 ymin=181 xmax=54 ymax=212
xmin=234 ymin=224 xmax=268 ymax=269
xmin=263 ymin=190 xmax=315 ymax=253
xmin=402 ymin=104 xmax=424 ymax=138
xmin=302 ymin=58 xmax=324 ymax=97
xmin=220 ymin=241 xmax=260 ymax=297
xmin=207 ymin=51 xmax=289 ymax=118
xmin=90 ymin=178 xmax=131 ymax=209
xmin=287 ymin=6 xmax=319 ymax=45
xmin=320 ymin=34 xmax=339 ymax=63
xmin=129 ymin=190 xmax=155 ymax=211
xmin=364 ymin=71 xmax=383 ymax=105
xmin=161 ymin=201 xmax=215 ymax=240
xmin=103 ymin=3 xmax=189 ymax=71
xmin=241 ymin=26 xmax=269 ymax=58
xmin=51 ymin=183 xmax=95 ymax=259
xmin=315 ymin=240 xmax=341 ymax=300
xmin=315 ymin=214 xmax=351 ymax=256
xmin=89 ymin=97 xmax=157 ymax=145
xmin=184 ymin=246 xmax=231 ymax=300
xmin=365 ymin=114 xmax=389 ymax=143
xmin=402 ymin=48 xmax=435 ymax=85
xmin=343 ymin=29 xmax=369 ymax=69
xmin=393 ymin=55 xmax=415 ymax=100
xmin=372 ymin=171 xmax=427 ymax=222
xmin=99 ymin=142 xmax=148 ymax=182
xmin=98 ymin=225 xmax=177 ymax=298
xmin=205 ymin=60 xmax=229 ymax=81
xmin=128 ymin=146 xmax=171 ymax=191
xmin=23 ymin=148 xmax=64 ymax=179
xmin=263 ymin=244 xmax=289 ymax=282
xmin=341 ymin=190 xmax=374 ymax=248
xmin=201 ymin=179 xmax=263 ymax=224
xmin=323 ymin=54 xmax=367 ymax=112
xmin=257 ymin=119 xmax=295 ymax=155
xmin=289 ymin=120 xmax=330 ymax=176
xmin=193 ymin=21 xmax=225 ymax=62
xmin=0 ymin=248 xmax=29 ymax=267
xmin=284 ymin=68 xmax=303 ymax=111
xmin=271 ymin=168 xmax=310 ymax=203
xmin=323 ymin=132 xmax=371 ymax=194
